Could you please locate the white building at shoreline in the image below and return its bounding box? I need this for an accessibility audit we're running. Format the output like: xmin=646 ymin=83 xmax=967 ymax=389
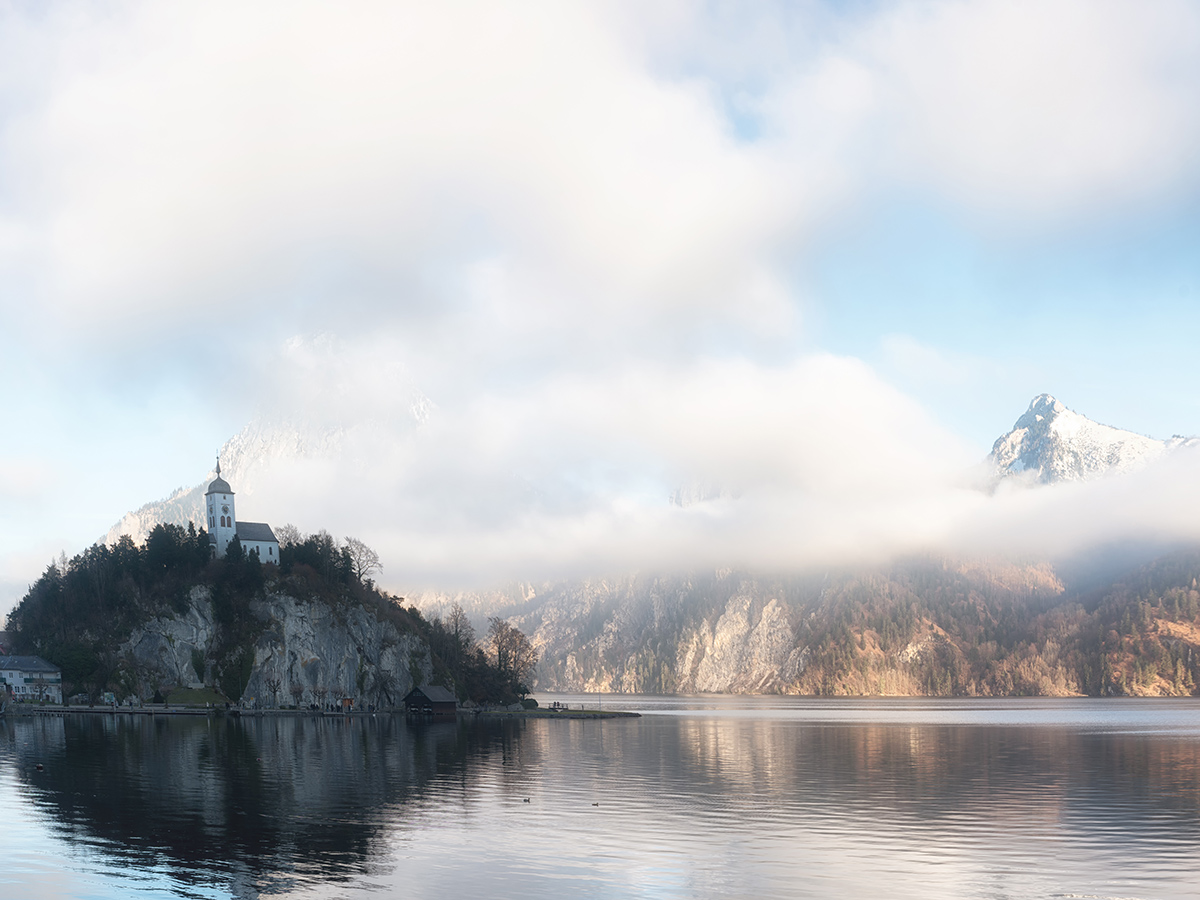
xmin=1 ymin=656 xmax=63 ymax=704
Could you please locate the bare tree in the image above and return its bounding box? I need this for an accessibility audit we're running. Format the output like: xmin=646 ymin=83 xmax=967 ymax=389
xmin=33 ymin=674 xmax=48 ymax=704
xmin=313 ymin=685 xmax=329 ymax=709
xmin=343 ymin=537 xmax=382 ymax=582
xmin=448 ymin=603 xmax=474 ymax=646
xmin=265 ymin=676 xmax=282 ymax=708
xmin=275 ymin=523 xmax=303 ymax=548
xmin=372 ymin=668 xmax=398 ymax=708
xmin=289 ymin=682 xmax=306 ymax=707
xmin=487 ymin=618 xmax=539 ymax=696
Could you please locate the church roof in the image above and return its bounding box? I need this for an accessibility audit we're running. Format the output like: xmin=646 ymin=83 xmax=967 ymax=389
xmin=236 ymin=522 xmax=278 ymax=543
xmin=205 ymin=476 xmax=233 ymax=495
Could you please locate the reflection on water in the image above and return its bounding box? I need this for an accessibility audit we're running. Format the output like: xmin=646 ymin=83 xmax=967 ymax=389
xmin=2 ymin=699 xmax=1200 ymax=899
xmin=1 ymin=713 xmax=525 ymax=898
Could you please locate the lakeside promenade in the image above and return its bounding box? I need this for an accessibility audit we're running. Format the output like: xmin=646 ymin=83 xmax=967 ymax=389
xmin=3 ymin=702 xmax=637 ymax=719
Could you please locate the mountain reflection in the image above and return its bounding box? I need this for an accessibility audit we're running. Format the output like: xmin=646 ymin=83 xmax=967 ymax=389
xmin=6 ymin=713 xmax=530 ymax=897
xmin=662 ymin=718 xmax=1200 ymax=821
xmin=507 ymin=711 xmax=1200 ymax=842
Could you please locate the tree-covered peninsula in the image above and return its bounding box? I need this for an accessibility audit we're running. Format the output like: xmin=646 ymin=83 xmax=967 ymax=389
xmin=6 ymin=523 xmax=535 ymax=706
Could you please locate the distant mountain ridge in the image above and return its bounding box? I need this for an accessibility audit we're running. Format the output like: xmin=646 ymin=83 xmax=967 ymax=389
xmin=405 ymin=549 xmax=1200 ymax=697
xmin=988 ymin=393 xmax=1196 ymax=485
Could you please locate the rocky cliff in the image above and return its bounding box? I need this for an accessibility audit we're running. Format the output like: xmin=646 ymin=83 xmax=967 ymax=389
xmin=446 ymin=570 xmax=830 ymax=694
xmin=119 ymin=584 xmax=432 ymax=706
xmin=415 ymin=553 xmax=1200 ymax=697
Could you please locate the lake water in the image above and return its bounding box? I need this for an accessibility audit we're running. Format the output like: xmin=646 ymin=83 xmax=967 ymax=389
xmin=2 ymin=695 xmax=1199 ymax=899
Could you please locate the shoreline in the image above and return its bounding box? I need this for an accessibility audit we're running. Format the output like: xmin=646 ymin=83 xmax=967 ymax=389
xmin=478 ymin=708 xmax=639 ymax=719
xmin=4 ymin=705 xmax=401 ymax=718
xmin=2 ymin=704 xmax=639 ymax=720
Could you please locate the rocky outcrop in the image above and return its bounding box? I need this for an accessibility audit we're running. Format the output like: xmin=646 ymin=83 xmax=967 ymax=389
xmin=676 ymin=594 xmax=798 ymax=693
xmin=123 ymin=586 xmax=218 ymax=690
xmin=514 ymin=573 xmax=818 ymax=694
xmin=243 ymin=592 xmax=429 ymax=708
xmin=119 ymin=584 xmax=431 ymax=706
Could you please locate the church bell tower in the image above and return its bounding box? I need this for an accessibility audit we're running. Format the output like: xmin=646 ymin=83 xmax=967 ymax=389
xmin=205 ymin=457 xmax=237 ymax=558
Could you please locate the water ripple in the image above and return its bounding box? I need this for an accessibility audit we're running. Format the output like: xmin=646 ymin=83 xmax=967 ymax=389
xmin=2 ymin=700 xmax=1200 ymax=899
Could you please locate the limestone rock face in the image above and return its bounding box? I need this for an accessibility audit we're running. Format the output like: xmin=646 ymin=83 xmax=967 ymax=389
xmin=411 ymin=560 xmax=1075 ymax=698
xmin=119 ymin=585 xmax=432 ymax=706
xmin=123 ymin=586 xmax=217 ymax=690
xmin=678 ymin=595 xmax=798 ymax=693
xmin=516 ymin=573 xmax=811 ymax=695
xmin=244 ymin=593 xmax=430 ymax=708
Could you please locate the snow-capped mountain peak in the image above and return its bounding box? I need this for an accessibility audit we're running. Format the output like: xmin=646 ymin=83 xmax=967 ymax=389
xmin=989 ymin=393 xmax=1188 ymax=485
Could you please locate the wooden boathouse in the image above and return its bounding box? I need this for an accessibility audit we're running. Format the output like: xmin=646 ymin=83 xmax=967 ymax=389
xmin=403 ymin=685 xmax=457 ymax=716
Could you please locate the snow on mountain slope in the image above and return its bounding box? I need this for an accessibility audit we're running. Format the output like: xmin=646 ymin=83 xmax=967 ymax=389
xmin=989 ymin=394 xmax=1195 ymax=485
xmin=104 ymin=420 xmax=326 ymax=545
xmin=104 ymin=395 xmax=433 ymax=547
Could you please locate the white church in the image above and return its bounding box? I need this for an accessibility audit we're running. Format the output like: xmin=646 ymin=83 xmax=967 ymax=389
xmin=205 ymin=461 xmax=280 ymax=563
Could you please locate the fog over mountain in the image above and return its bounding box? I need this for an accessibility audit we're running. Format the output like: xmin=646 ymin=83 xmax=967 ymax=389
xmin=102 ymin=391 xmax=1200 ymax=602
xmin=104 ymin=405 xmax=432 ymax=549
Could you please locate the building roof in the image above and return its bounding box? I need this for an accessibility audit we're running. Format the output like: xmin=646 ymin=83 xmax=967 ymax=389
xmin=406 ymin=685 xmax=457 ymax=704
xmin=0 ymin=655 xmax=61 ymax=674
xmin=205 ymin=475 xmax=233 ymax=496
xmin=236 ymin=521 xmax=278 ymax=543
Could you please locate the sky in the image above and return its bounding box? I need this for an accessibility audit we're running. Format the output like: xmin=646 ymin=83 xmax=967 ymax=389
xmin=3 ymin=0 xmax=1200 ymax=617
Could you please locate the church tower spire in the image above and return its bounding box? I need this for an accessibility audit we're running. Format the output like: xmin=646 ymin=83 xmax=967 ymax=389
xmin=205 ymin=459 xmax=237 ymax=558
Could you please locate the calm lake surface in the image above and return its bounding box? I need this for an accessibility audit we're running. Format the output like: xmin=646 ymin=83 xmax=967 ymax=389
xmin=3 ymin=695 xmax=1200 ymax=899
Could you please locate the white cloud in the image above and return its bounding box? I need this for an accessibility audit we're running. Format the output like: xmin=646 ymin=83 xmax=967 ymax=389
xmin=227 ymin=348 xmax=978 ymax=586
xmin=2 ymin=2 xmax=1200 ymax=615
xmin=0 ymin=2 xmax=814 ymax=350
xmin=761 ymin=0 xmax=1200 ymax=223
xmin=947 ymin=442 xmax=1200 ymax=560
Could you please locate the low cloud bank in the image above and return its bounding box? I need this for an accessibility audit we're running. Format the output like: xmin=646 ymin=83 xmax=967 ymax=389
xmin=230 ymin=345 xmax=1200 ymax=591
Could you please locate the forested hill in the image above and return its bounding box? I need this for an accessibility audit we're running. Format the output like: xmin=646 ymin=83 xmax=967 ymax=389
xmin=5 ymin=524 xmax=533 ymax=705
xmin=418 ymin=549 xmax=1200 ymax=698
